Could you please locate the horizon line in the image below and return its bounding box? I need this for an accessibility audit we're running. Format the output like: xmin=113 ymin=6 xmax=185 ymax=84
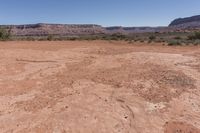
xmin=0 ymin=22 xmax=169 ymax=28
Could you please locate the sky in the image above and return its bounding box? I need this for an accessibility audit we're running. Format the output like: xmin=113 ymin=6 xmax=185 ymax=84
xmin=0 ymin=0 xmax=200 ymax=27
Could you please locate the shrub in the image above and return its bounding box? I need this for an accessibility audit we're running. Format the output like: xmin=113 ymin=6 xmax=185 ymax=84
xmin=47 ymin=35 xmax=54 ymax=41
xmin=174 ymin=36 xmax=182 ymax=40
xmin=193 ymin=40 xmax=200 ymax=45
xmin=168 ymin=40 xmax=182 ymax=46
xmin=194 ymin=32 xmax=200 ymax=39
xmin=26 ymin=36 xmax=35 ymax=41
xmin=188 ymin=35 xmax=195 ymax=40
xmin=159 ymin=38 xmax=165 ymax=43
xmin=0 ymin=28 xmax=11 ymax=41
xmin=110 ymin=33 xmax=127 ymax=40
xmin=188 ymin=32 xmax=200 ymax=40
xmin=148 ymin=40 xmax=152 ymax=43
xmin=69 ymin=37 xmax=78 ymax=41
xmin=149 ymin=35 xmax=156 ymax=41
xmin=128 ymin=40 xmax=133 ymax=44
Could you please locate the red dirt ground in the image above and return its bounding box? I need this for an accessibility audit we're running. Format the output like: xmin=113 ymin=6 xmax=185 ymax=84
xmin=0 ymin=41 xmax=200 ymax=133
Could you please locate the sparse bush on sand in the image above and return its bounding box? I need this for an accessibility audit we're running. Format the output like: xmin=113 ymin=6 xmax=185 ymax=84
xmin=26 ymin=37 xmax=35 ymax=41
xmin=149 ymin=35 xmax=156 ymax=41
xmin=47 ymin=35 xmax=54 ymax=41
xmin=174 ymin=36 xmax=182 ymax=40
xmin=168 ymin=40 xmax=182 ymax=46
xmin=188 ymin=32 xmax=200 ymax=40
xmin=0 ymin=28 xmax=11 ymax=41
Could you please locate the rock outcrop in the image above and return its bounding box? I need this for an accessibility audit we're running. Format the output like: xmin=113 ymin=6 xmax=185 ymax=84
xmin=169 ymin=15 xmax=200 ymax=29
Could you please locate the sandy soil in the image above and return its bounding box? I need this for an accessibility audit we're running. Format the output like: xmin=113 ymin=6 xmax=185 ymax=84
xmin=0 ymin=41 xmax=200 ymax=133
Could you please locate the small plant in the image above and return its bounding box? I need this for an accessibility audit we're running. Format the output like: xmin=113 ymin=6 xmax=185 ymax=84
xmin=110 ymin=33 xmax=127 ymax=40
xmin=133 ymin=39 xmax=138 ymax=42
xmin=188 ymin=35 xmax=195 ymax=40
xmin=148 ymin=40 xmax=152 ymax=43
xmin=0 ymin=28 xmax=11 ymax=41
xmin=69 ymin=37 xmax=78 ymax=41
xmin=194 ymin=32 xmax=200 ymax=39
xmin=159 ymin=38 xmax=165 ymax=43
xmin=26 ymin=36 xmax=35 ymax=41
xmin=193 ymin=40 xmax=200 ymax=45
xmin=128 ymin=40 xmax=133 ymax=44
xmin=47 ymin=35 xmax=54 ymax=41
xmin=168 ymin=40 xmax=182 ymax=46
xmin=174 ymin=36 xmax=181 ymax=40
xmin=188 ymin=32 xmax=200 ymax=40
xmin=149 ymin=35 xmax=156 ymax=41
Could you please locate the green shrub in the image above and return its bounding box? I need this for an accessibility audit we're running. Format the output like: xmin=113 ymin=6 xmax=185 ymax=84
xmin=188 ymin=32 xmax=200 ymax=40
xmin=148 ymin=40 xmax=152 ymax=43
xmin=47 ymin=35 xmax=54 ymax=41
xmin=188 ymin=35 xmax=195 ymax=40
xmin=174 ymin=36 xmax=182 ymax=40
xmin=110 ymin=33 xmax=127 ymax=40
xmin=194 ymin=32 xmax=200 ymax=39
xmin=0 ymin=28 xmax=11 ymax=41
xmin=26 ymin=37 xmax=35 ymax=41
xmin=133 ymin=37 xmax=138 ymax=41
xmin=149 ymin=35 xmax=156 ymax=41
xmin=68 ymin=37 xmax=78 ymax=41
xmin=193 ymin=40 xmax=200 ymax=45
xmin=168 ymin=40 xmax=182 ymax=46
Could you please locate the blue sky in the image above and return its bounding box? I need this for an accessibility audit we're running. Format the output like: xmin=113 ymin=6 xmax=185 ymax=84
xmin=0 ymin=0 xmax=200 ymax=26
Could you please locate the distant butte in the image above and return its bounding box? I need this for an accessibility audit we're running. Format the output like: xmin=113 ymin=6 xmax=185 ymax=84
xmin=0 ymin=15 xmax=200 ymax=36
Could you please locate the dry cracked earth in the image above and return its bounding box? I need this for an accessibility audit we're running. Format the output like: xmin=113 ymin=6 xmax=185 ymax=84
xmin=0 ymin=41 xmax=200 ymax=133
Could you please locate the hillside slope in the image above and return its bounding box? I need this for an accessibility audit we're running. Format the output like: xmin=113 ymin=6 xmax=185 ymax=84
xmin=169 ymin=15 xmax=200 ymax=29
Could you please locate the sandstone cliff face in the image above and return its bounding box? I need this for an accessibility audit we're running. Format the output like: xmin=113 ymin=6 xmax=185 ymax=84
xmin=1 ymin=24 xmax=166 ymax=36
xmin=1 ymin=15 xmax=200 ymax=36
xmin=6 ymin=23 xmax=106 ymax=36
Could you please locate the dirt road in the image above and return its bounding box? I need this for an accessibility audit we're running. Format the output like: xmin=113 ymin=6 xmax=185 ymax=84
xmin=0 ymin=41 xmax=200 ymax=133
